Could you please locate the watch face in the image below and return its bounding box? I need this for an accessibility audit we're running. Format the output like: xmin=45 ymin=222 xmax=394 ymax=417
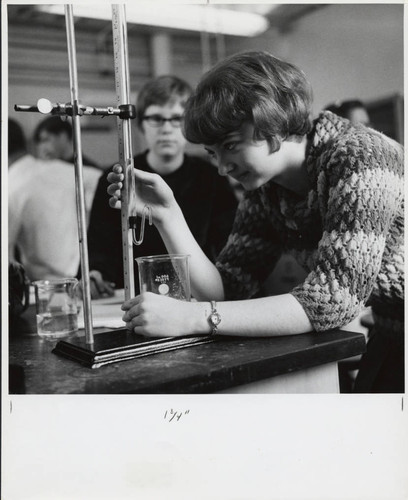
xmin=210 ymin=312 xmax=221 ymax=326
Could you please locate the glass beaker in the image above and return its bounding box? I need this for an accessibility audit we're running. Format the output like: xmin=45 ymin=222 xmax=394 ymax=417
xmin=136 ymin=254 xmax=191 ymax=301
xmin=33 ymin=278 xmax=79 ymax=340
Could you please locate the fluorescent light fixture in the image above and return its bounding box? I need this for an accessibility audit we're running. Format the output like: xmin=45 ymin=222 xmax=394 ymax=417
xmin=36 ymin=4 xmax=269 ymax=37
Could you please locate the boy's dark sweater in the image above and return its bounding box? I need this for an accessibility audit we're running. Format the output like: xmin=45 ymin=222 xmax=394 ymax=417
xmin=86 ymin=151 xmax=238 ymax=291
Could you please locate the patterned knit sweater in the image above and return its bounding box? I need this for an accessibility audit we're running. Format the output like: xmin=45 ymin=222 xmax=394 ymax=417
xmin=216 ymin=111 xmax=404 ymax=335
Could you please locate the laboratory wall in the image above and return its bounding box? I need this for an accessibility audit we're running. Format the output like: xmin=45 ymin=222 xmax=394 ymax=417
xmin=222 ymin=4 xmax=404 ymax=115
xmin=7 ymin=3 xmax=404 ymax=168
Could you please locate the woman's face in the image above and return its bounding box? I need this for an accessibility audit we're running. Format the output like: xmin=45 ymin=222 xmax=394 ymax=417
xmin=204 ymin=123 xmax=290 ymax=191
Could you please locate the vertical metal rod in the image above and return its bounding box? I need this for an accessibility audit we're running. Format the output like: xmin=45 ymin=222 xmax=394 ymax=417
xmin=65 ymin=4 xmax=94 ymax=344
xmin=112 ymin=4 xmax=136 ymax=301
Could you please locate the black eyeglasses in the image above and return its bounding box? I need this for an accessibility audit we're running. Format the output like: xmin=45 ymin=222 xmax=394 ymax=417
xmin=142 ymin=115 xmax=184 ymax=128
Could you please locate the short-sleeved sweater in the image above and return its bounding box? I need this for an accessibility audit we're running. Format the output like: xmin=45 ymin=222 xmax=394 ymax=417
xmin=216 ymin=111 xmax=404 ymax=336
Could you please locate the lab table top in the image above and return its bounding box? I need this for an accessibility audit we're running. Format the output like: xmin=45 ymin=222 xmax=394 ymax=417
xmin=8 ymin=305 xmax=366 ymax=394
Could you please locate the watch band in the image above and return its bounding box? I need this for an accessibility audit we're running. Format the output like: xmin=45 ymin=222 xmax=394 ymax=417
xmin=208 ymin=300 xmax=221 ymax=335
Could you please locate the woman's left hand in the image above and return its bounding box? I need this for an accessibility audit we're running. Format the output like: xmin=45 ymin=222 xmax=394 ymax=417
xmin=121 ymin=292 xmax=203 ymax=338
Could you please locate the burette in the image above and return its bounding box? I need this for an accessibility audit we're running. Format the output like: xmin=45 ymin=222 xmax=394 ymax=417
xmin=14 ymin=4 xmax=152 ymax=343
xmin=111 ymin=4 xmax=151 ymax=302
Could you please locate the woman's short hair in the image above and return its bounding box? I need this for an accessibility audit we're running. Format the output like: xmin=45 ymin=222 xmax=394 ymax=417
xmin=136 ymin=75 xmax=193 ymax=129
xmin=183 ymin=51 xmax=313 ymax=151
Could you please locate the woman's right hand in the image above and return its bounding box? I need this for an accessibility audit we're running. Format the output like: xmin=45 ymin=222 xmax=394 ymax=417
xmin=107 ymin=164 xmax=177 ymax=226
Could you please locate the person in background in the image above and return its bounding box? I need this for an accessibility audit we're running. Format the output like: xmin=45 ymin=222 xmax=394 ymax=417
xmin=8 ymin=118 xmax=100 ymax=280
xmin=325 ymin=99 xmax=371 ymax=126
xmin=108 ymin=51 xmax=404 ymax=394
xmin=33 ymin=115 xmax=99 ymax=168
xmin=85 ymin=75 xmax=237 ymax=298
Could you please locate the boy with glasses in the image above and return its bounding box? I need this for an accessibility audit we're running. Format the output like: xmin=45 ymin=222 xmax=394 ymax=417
xmin=85 ymin=75 xmax=237 ymax=297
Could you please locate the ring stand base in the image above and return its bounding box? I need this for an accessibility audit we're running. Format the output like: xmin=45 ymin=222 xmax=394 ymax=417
xmin=52 ymin=329 xmax=215 ymax=369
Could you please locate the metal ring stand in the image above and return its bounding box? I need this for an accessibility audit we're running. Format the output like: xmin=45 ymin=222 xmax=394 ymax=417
xmin=14 ymin=4 xmax=214 ymax=368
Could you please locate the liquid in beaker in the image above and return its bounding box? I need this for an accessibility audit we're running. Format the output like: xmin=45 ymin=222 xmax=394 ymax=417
xmin=33 ymin=278 xmax=79 ymax=340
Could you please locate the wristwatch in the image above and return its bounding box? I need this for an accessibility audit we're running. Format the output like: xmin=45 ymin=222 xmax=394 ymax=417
xmin=208 ymin=300 xmax=221 ymax=335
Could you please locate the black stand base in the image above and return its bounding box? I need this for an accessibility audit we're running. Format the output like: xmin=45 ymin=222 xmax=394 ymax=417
xmin=52 ymin=329 xmax=215 ymax=369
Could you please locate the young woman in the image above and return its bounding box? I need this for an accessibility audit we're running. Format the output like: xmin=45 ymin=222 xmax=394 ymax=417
xmin=108 ymin=51 xmax=404 ymax=393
